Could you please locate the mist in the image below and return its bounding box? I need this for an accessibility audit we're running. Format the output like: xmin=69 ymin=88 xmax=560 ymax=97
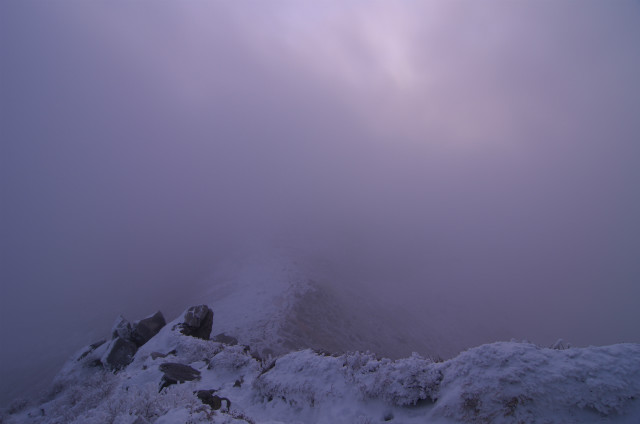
xmin=2 ymin=0 xmax=640 ymax=405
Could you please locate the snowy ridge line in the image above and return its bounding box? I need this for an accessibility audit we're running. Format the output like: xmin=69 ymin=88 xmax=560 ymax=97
xmin=192 ymin=250 xmax=316 ymax=357
xmin=195 ymin=249 xmax=460 ymax=361
xmin=3 ymin=304 xmax=640 ymax=424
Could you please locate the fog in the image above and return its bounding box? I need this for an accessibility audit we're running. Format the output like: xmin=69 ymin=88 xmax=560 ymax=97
xmin=2 ymin=0 xmax=640 ymax=405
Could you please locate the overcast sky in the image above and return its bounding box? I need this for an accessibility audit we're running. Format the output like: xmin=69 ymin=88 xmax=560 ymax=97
xmin=2 ymin=0 xmax=640 ymax=405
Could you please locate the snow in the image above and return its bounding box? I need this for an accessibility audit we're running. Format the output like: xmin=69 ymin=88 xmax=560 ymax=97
xmin=193 ymin=250 xmax=313 ymax=355
xmin=4 ymin=315 xmax=639 ymax=424
xmin=432 ymin=341 xmax=640 ymax=423
xmin=2 ymin=251 xmax=639 ymax=423
xmin=192 ymin=249 xmax=462 ymax=360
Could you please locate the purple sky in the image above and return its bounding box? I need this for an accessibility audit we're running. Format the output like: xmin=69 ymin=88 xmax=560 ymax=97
xmin=2 ymin=0 xmax=640 ymax=404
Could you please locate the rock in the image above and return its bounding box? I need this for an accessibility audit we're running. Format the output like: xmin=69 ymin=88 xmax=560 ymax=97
xmin=158 ymin=362 xmax=201 ymax=391
xmin=212 ymin=333 xmax=238 ymax=345
xmin=159 ymin=362 xmax=201 ymax=380
xmin=77 ymin=310 xmax=166 ymax=370
xmin=150 ymin=349 xmax=177 ymax=360
xmin=111 ymin=315 xmax=133 ymax=340
xmin=131 ymin=311 xmax=166 ymax=347
xmin=183 ymin=305 xmax=210 ymax=327
xmin=77 ymin=339 xmax=106 ymax=361
xmin=195 ymin=389 xmax=231 ymax=411
xmin=102 ymin=337 xmax=137 ymax=370
xmin=177 ymin=305 xmax=213 ymax=340
xmin=76 ymin=339 xmax=110 ymax=369
xmin=131 ymin=417 xmax=149 ymax=424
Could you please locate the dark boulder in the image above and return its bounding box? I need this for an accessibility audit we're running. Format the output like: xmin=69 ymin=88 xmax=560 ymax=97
xmin=195 ymin=389 xmax=231 ymax=411
xmin=131 ymin=311 xmax=166 ymax=347
xmin=158 ymin=362 xmax=201 ymax=391
xmin=212 ymin=333 xmax=238 ymax=346
xmin=103 ymin=337 xmax=137 ymax=370
xmin=159 ymin=362 xmax=201 ymax=380
xmin=150 ymin=349 xmax=177 ymax=360
xmin=111 ymin=315 xmax=133 ymax=340
xmin=77 ymin=310 xmax=167 ymax=370
xmin=177 ymin=305 xmax=213 ymax=340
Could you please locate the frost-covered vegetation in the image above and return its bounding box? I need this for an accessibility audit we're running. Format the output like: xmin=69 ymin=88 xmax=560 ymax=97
xmin=3 ymin=305 xmax=640 ymax=424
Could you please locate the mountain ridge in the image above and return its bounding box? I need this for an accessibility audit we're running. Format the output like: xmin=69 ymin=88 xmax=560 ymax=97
xmin=3 ymin=250 xmax=640 ymax=423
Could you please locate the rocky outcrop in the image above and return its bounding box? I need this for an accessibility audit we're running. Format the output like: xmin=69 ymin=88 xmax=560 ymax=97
xmin=111 ymin=315 xmax=133 ymax=340
xmin=131 ymin=311 xmax=166 ymax=347
xmin=75 ymin=306 xmax=220 ymax=373
xmin=102 ymin=337 xmax=137 ymax=370
xmin=75 ymin=306 xmax=219 ymax=373
xmin=176 ymin=305 xmax=213 ymax=340
xmin=158 ymin=363 xmax=201 ymax=391
xmin=80 ymin=311 xmax=167 ymax=371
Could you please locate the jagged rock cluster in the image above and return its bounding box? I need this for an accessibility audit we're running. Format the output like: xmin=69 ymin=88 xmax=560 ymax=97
xmin=173 ymin=305 xmax=214 ymax=340
xmin=75 ymin=311 xmax=168 ymax=371
xmin=72 ymin=304 xmax=237 ymax=412
xmin=102 ymin=311 xmax=167 ymax=370
xmin=75 ymin=304 xmax=218 ymax=373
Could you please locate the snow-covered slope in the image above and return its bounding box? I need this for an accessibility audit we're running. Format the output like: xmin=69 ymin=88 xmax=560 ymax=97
xmin=192 ymin=250 xmax=312 ymax=356
xmin=191 ymin=249 xmax=460 ymax=360
xmin=4 ymin=313 xmax=640 ymax=424
xmin=3 ymin=251 xmax=640 ymax=423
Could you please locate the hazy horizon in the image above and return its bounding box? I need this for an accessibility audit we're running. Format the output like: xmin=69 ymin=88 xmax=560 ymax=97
xmin=2 ymin=0 xmax=640 ymax=406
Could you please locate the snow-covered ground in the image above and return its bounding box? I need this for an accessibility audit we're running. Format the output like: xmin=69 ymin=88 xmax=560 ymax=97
xmin=192 ymin=249 xmax=464 ymax=360
xmin=3 ymin=251 xmax=640 ymax=423
xmin=3 ymin=318 xmax=639 ymax=423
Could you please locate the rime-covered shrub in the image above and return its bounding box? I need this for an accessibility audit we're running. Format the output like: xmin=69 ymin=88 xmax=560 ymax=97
xmin=253 ymin=349 xmax=443 ymax=409
xmin=174 ymin=336 xmax=223 ymax=364
xmin=100 ymin=382 xmax=203 ymax=423
xmin=209 ymin=345 xmax=255 ymax=372
xmin=344 ymin=351 xmax=442 ymax=405
xmin=15 ymin=369 xmax=117 ymax=424
xmin=253 ymin=350 xmax=349 ymax=407
xmin=20 ymin=375 xmax=211 ymax=424
xmin=432 ymin=342 xmax=640 ymax=423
